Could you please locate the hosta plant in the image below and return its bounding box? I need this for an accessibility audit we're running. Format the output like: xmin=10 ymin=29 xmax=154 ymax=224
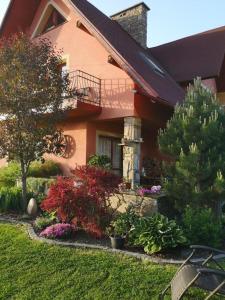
xmin=40 ymin=223 xmax=76 ymax=240
xmin=129 ymin=214 xmax=186 ymax=254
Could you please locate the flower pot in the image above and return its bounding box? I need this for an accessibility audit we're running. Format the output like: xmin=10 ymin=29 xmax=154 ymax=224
xmin=110 ymin=236 xmax=125 ymax=249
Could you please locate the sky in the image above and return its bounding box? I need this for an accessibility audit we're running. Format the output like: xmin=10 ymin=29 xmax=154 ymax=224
xmin=0 ymin=0 xmax=225 ymax=47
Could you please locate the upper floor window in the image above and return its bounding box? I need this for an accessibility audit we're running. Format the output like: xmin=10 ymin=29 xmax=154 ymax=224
xmin=43 ymin=9 xmax=66 ymax=34
xmin=32 ymin=3 xmax=67 ymax=38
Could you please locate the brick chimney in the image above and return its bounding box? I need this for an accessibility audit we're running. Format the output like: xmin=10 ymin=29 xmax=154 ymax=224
xmin=111 ymin=2 xmax=150 ymax=49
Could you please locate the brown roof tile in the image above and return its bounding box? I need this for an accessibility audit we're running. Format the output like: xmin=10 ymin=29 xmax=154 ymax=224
xmin=150 ymin=26 xmax=225 ymax=83
xmin=70 ymin=0 xmax=184 ymax=106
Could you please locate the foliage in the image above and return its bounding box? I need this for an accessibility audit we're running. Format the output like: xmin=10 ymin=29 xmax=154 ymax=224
xmin=158 ymin=78 xmax=225 ymax=216
xmin=41 ymin=166 xmax=122 ymax=237
xmin=0 ymin=160 xmax=60 ymax=189
xmin=106 ymin=211 xmax=137 ymax=237
xmin=26 ymin=177 xmax=55 ymax=194
xmin=0 ymin=162 xmax=20 ymax=187
xmin=142 ymin=157 xmax=163 ymax=185
xmin=129 ymin=214 xmax=186 ymax=254
xmin=0 ymin=186 xmax=33 ymax=213
xmin=40 ymin=223 xmax=76 ymax=239
xmin=28 ymin=160 xmax=62 ymax=178
xmin=88 ymin=154 xmax=111 ymax=169
xmin=0 ymin=34 xmax=71 ymax=210
xmin=182 ymin=207 xmax=223 ymax=248
xmin=34 ymin=216 xmax=55 ymax=231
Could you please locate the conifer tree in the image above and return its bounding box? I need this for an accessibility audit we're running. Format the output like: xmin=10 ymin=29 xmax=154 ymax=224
xmin=159 ymin=78 xmax=225 ymax=217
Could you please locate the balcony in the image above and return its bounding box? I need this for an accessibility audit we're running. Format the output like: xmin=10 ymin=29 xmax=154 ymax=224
xmin=69 ymin=70 xmax=101 ymax=106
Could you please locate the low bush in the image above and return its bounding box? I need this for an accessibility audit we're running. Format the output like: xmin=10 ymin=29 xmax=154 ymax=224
xmin=40 ymin=223 xmax=76 ymax=239
xmin=107 ymin=213 xmax=133 ymax=237
xmin=0 ymin=187 xmax=34 ymax=213
xmin=129 ymin=214 xmax=186 ymax=254
xmin=26 ymin=177 xmax=55 ymax=194
xmin=34 ymin=217 xmax=55 ymax=231
xmin=41 ymin=166 xmax=122 ymax=238
xmin=182 ymin=207 xmax=223 ymax=248
xmin=28 ymin=160 xmax=62 ymax=178
xmin=88 ymin=154 xmax=111 ymax=169
xmin=0 ymin=162 xmax=20 ymax=188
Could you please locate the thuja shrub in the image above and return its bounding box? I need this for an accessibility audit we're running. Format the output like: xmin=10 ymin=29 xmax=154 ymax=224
xmin=41 ymin=166 xmax=122 ymax=237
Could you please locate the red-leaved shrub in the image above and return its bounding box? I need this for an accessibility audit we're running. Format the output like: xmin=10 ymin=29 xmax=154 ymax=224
xmin=41 ymin=166 xmax=122 ymax=238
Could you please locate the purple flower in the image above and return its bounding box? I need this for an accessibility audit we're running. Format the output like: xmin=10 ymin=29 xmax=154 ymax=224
xmin=137 ymin=185 xmax=161 ymax=196
xmin=40 ymin=223 xmax=76 ymax=239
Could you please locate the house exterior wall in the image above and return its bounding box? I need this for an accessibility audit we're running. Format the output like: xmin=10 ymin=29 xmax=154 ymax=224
xmin=27 ymin=0 xmax=137 ymax=171
xmin=30 ymin=0 xmax=135 ymax=120
xmin=45 ymin=120 xmax=88 ymax=175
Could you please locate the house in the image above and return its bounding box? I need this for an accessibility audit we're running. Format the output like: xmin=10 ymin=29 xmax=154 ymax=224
xmin=0 ymin=0 xmax=225 ymax=188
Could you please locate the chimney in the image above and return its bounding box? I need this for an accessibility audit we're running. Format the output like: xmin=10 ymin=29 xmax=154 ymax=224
xmin=111 ymin=2 xmax=150 ymax=49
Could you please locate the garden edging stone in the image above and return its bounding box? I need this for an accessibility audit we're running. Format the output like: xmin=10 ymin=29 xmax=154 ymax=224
xmin=1 ymin=216 xmax=224 ymax=265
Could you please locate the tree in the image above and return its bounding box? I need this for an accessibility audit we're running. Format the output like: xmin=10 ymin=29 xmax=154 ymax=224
xmin=158 ymin=78 xmax=225 ymax=217
xmin=0 ymin=34 xmax=71 ymax=211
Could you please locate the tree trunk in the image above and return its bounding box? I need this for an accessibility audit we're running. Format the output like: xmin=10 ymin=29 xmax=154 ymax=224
xmin=21 ymin=162 xmax=27 ymax=213
xmin=214 ymin=198 xmax=223 ymax=219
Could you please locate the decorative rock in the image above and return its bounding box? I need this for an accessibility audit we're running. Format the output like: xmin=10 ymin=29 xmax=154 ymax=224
xmin=27 ymin=198 xmax=38 ymax=217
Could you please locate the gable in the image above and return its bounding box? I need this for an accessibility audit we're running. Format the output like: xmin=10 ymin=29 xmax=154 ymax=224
xmin=32 ymin=1 xmax=68 ymax=38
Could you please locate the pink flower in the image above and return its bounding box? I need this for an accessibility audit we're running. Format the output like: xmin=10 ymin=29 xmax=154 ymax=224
xmin=40 ymin=223 xmax=76 ymax=239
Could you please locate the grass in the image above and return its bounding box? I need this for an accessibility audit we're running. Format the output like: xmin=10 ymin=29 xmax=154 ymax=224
xmin=0 ymin=223 xmax=212 ymax=300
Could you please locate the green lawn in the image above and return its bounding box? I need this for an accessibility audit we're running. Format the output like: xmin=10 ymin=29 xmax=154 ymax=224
xmin=0 ymin=223 xmax=210 ymax=300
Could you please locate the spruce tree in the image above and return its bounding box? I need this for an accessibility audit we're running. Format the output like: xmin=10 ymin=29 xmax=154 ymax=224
xmin=158 ymin=78 xmax=225 ymax=217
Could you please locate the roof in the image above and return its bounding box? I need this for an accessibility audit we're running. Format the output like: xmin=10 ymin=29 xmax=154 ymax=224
xmin=110 ymin=2 xmax=150 ymax=18
xmin=0 ymin=0 xmax=40 ymax=38
xmin=70 ymin=0 xmax=184 ymax=106
xmin=150 ymin=26 xmax=225 ymax=83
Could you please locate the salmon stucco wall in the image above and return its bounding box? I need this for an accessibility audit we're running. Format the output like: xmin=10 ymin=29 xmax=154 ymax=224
xmin=46 ymin=120 xmax=88 ymax=175
xmin=30 ymin=0 xmax=135 ymax=120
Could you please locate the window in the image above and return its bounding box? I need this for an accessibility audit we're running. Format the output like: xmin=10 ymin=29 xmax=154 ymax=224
xmin=32 ymin=4 xmax=67 ymax=37
xmin=42 ymin=9 xmax=66 ymax=34
xmin=98 ymin=136 xmax=122 ymax=174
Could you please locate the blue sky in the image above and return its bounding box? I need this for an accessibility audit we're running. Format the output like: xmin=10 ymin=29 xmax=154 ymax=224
xmin=0 ymin=0 xmax=225 ymax=47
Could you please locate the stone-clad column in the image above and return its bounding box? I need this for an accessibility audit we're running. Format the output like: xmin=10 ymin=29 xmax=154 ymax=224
xmin=123 ymin=117 xmax=142 ymax=189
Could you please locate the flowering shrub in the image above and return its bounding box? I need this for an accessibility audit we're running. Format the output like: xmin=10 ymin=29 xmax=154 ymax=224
xmin=41 ymin=166 xmax=122 ymax=238
xmin=40 ymin=223 xmax=75 ymax=239
xmin=138 ymin=185 xmax=161 ymax=197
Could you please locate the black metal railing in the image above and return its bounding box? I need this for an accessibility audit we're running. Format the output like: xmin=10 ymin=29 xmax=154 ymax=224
xmin=69 ymin=70 xmax=101 ymax=106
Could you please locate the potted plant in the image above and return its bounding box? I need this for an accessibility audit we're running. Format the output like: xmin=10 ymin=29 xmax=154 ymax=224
xmin=106 ymin=216 xmax=130 ymax=250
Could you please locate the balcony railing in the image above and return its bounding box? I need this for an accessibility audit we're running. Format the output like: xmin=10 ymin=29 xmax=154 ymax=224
xmin=69 ymin=70 xmax=101 ymax=106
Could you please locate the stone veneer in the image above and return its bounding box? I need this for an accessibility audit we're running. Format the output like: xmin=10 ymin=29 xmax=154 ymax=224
xmin=111 ymin=3 xmax=150 ymax=49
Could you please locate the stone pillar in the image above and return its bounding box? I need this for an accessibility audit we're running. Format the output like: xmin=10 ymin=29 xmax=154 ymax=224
xmin=123 ymin=117 xmax=142 ymax=189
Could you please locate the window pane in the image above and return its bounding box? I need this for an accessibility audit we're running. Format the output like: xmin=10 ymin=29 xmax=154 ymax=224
xmin=112 ymin=140 xmax=121 ymax=169
xmin=98 ymin=137 xmax=111 ymax=159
